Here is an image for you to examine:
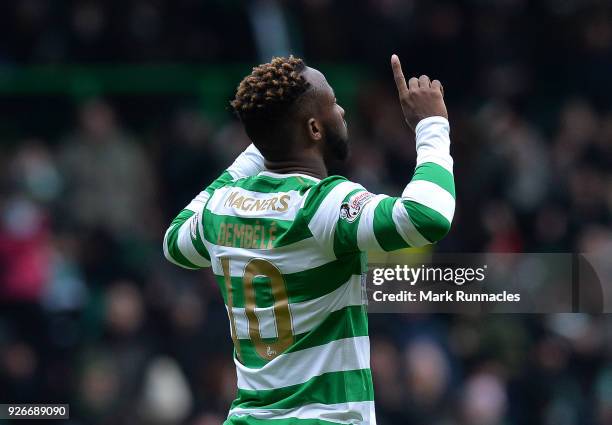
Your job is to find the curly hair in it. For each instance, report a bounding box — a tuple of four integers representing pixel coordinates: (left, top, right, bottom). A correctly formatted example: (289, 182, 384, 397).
(230, 56, 311, 145)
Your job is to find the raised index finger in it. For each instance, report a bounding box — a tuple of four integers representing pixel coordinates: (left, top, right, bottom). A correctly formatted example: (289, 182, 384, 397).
(391, 54, 409, 96)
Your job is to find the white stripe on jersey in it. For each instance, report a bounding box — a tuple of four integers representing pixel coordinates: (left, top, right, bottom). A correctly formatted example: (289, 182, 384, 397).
(415, 116, 453, 173)
(163, 226, 197, 270)
(206, 186, 306, 221)
(227, 144, 268, 179)
(176, 217, 211, 267)
(229, 401, 376, 424)
(391, 199, 431, 247)
(307, 181, 364, 258)
(185, 191, 211, 213)
(402, 179, 455, 223)
(235, 336, 370, 391)
(356, 194, 387, 252)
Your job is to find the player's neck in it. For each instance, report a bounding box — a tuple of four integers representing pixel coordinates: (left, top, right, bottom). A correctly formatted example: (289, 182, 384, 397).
(264, 155, 328, 180)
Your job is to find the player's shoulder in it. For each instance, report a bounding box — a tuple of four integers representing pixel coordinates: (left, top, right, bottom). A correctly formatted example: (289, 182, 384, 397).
(301, 175, 366, 217)
(207, 173, 260, 196)
(305, 174, 365, 198)
(222, 172, 319, 191)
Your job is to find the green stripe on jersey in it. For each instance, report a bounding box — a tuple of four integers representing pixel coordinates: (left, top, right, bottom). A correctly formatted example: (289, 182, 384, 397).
(373, 197, 409, 251)
(280, 212, 315, 247)
(203, 212, 312, 249)
(237, 305, 368, 369)
(206, 170, 234, 195)
(204, 213, 292, 249)
(412, 162, 455, 198)
(230, 174, 318, 194)
(231, 368, 374, 411)
(165, 209, 199, 269)
(405, 200, 451, 243)
(190, 213, 211, 262)
(300, 176, 347, 225)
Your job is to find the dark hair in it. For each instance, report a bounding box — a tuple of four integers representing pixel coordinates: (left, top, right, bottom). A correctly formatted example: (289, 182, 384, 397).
(230, 56, 311, 149)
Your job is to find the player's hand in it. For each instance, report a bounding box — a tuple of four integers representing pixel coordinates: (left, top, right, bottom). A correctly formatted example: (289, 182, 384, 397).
(391, 54, 448, 131)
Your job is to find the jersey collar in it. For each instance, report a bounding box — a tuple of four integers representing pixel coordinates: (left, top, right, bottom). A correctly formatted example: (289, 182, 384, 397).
(259, 170, 321, 183)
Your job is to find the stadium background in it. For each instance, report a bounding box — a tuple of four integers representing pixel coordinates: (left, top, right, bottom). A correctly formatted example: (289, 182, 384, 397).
(1, 1, 612, 424)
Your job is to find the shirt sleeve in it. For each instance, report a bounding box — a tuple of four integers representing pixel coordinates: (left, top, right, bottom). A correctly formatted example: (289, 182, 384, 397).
(304, 117, 455, 257)
(163, 144, 265, 269)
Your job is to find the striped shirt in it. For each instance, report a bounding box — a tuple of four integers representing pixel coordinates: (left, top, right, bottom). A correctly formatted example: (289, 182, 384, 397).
(163, 116, 455, 424)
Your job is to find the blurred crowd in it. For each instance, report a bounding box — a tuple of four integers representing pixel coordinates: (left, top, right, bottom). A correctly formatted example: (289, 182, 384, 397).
(1, 0, 612, 425)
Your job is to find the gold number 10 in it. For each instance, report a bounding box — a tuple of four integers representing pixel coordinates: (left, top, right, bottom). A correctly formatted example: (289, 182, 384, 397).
(221, 257, 294, 362)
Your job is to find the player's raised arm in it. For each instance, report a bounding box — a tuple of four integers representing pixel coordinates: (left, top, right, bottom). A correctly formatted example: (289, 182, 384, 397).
(162, 144, 265, 269)
(303, 55, 454, 256)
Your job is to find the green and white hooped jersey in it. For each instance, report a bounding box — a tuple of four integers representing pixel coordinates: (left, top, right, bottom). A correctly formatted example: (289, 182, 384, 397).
(163, 117, 455, 424)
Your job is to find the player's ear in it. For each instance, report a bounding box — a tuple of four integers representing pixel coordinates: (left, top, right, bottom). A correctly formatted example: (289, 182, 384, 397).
(307, 118, 323, 141)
